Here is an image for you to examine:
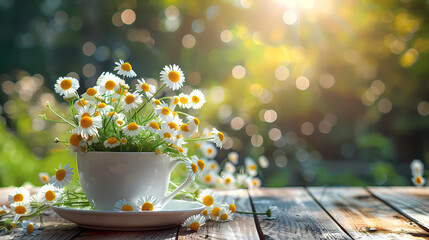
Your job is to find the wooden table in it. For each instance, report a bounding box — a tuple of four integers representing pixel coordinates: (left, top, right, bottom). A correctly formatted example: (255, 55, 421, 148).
(1, 187, 429, 239)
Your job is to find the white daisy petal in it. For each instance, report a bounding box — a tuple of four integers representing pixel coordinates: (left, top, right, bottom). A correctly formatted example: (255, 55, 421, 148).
(160, 64, 185, 90)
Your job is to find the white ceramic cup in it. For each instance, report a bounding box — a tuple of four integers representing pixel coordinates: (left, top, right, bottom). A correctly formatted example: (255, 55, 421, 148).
(76, 152, 192, 211)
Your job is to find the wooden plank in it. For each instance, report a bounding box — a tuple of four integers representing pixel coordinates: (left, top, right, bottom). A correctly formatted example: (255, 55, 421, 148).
(249, 187, 351, 240)
(308, 187, 429, 239)
(368, 186, 429, 232)
(74, 227, 178, 240)
(178, 189, 259, 240)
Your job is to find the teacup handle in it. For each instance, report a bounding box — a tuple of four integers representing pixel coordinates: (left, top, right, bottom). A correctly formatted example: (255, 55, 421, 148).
(159, 175, 193, 208)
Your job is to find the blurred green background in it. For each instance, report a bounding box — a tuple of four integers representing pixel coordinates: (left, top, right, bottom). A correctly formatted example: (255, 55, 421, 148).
(0, 0, 428, 187)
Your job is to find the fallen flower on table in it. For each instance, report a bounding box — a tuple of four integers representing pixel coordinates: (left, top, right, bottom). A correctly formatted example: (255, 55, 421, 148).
(410, 159, 426, 187)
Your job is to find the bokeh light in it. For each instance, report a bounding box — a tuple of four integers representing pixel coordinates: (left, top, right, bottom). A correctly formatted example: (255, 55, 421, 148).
(121, 9, 136, 25)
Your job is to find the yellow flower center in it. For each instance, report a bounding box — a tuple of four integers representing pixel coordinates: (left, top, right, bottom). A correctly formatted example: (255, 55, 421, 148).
(212, 207, 221, 216)
(41, 175, 49, 182)
(111, 98, 117, 102)
(60, 79, 73, 90)
(117, 120, 124, 125)
(253, 180, 259, 186)
(86, 88, 97, 96)
(142, 83, 150, 92)
(98, 103, 106, 108)
(416, 176, 423, 185)
(180, 96, 188, 104)
(189, 222, 200, 231)
(125, 95, 135, 104)
(191, 163, 198, 173)
(0, 210, 5, 214)
(168, 122, 179, 130)
(56, 169, 66, 181)
(156, 149, 162, 154)
(121, 138, 127, 144)
(196, 143, 202, 149)
(202, 195, 214, 206)
(204, 175, 212, 182)
(107, 111, 116, 117)
(172, 111, 177, 116)
(249, 164, 257, 170)
(105, 80, 116, 90)
(218, 132, 224, 141)
(141, 202, 154, 211)
(163, 132, 172, 138)
(173, 97, 179, 105)
(82, 112, 91, 118)
(177, 134, 183, 139)
(127, 123, 138, 131)
(168, 71, 181, 83)
(161, 107, 170, 116)
(121, 204, 133, 211)
(202, 209, 208, 215)
(154, 100, 161, 105)
(121, 62, 132, 71)
(15, 205, 26, 214)
(220, 213, 228, 221)
(80, 116, 93, 128)
(27, 224, 34, 234)
(180, 124, 189, 132)
(108, 137, 118, 144)
(192, 95, 200, 104)
(45, 190, 56, 201)
(210, 163, 216, 169)
(149, 122, 160, 130)
(77, 99, 87, 107)
(194, 118, 200, 125)
(229, 204, 236, 213)
(225, 178, 232, 184)
(197, 160, 205, 170)
(11, 223, 16, 229)
(13, 193, 24, 202)
(178, 147, 184, 153)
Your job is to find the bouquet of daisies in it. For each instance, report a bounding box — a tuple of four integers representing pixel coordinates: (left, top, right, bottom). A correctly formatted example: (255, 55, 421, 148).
(41, 60, 224, 162)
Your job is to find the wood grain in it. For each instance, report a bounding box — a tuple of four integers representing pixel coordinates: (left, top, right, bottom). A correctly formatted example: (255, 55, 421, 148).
(178, 189, 259, 240)
(74, 227, 178, 240)
(249, 187, 351, 240)
(308, 187, 429, 239)
(368, 186, 429, 232)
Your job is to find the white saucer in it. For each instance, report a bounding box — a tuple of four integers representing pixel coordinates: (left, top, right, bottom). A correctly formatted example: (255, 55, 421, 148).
(51, 200, 204, 231)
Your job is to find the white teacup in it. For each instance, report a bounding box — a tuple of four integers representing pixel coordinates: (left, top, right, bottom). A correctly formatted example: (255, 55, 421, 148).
(76, 152, 192, 211)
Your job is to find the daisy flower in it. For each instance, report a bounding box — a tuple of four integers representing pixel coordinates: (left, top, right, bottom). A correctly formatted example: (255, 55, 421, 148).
(50, 163, 74, 188)
(179, 123, 194, 138)
(187, 117, 200, 134)
(248, 177, 262, 188)
(201, 171, 216, 186)
(198, 189, 217, 207)
(183, 214, 206, 231)
(10, 201, 31, 216)
(135, 79, 156, 97)
(245, 157, 258, 177)
(218, 208, 233, 222)
(160, 127, 176, 144)
(177, 93, 191, 109)
(412, 175, 426, 187)
(98, 72, 121, 95)
(69, 132, 85, 151)
(169, 96, 180, 110)
(207, 160, 220, 172)
(122, 92, 143, 112)
(411, 159, 424, 177)
(223, 174, 236, 189)
(210, 128, 224, 148)
(201, 208, 211, 220)
(265, 205, 279, 220)
(104, 137, 121, 148)
(146, 121, 161, 134)
(122, 122, 144, 136)
(155, 103, 174, 122)
(0, 205, 8, 215)
(76, 103, 96, 119)
(76, 115, 102, 139)
(121, 138, 127, 144)
(209, 203, 223, 220)
(192, 155, 205, 171)
(85, 135, 99, 145)
(175, 134, 185, 147)
(54, 77, 79, 97)
(38, 172, 50, 184)
(82, 86, 101, 101)
(227, 152, 239, 165)
(225, 198, 237, 214)
(137, 196, 157, 211)
(224, 162, 236, 174)
(97, 102, 113, 114)
(189, 89, 206, 109)
(202, 143, 217, 159)
(8, 187, 30, 204)
(37, 184, 63, 204)
(186, 161, 199, 178)
(73, 98, 93, 111)
(115, 113, 126, 127)
(114, 199, 138, 212)
(21, 220, 40, 235)
(164, 121, 180, 131)
(160, 64, 185, 90)
(114, 59, 136, 78)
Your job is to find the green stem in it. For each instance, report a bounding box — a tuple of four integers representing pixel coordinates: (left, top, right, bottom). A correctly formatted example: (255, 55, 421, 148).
(185, 137, 214, 142)
(46, 103, 77, 128)
(133, 84, 166, 119)
(235, 211, 266, 215)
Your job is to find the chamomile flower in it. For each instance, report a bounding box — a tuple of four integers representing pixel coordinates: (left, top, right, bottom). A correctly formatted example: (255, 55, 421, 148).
(207, 160, 220, 172)
(209, 203, 223, 220)
(224, 162, 236, 174)
(227, 152, 239, 165)
(21, 220, 40, 235)
(160, 127, 176, 144)
(0, 205, 8, 215)
(248, 177, 262, 188)
(76, 103, 96, 119)
(99, 72, 121, 95)
(225, 198, 237, 214)
(210, 128, 224, 148)
(189, 89, 206, 109)
(122, 122, 144, 136)
(198, 189, 217, 207)
(201, 171, 216, 186)
(265, 205, 279, 220)
(188, 116, 200, 131)
(121, 138, 127, 144)
(146, 121, 161, 134)
(73, 98, 92, 111)
(114, 199, 138, 212)
(76, 115, 102, 139)
(114, 59, 136, 78)
(85, 135, 99, 145)
(50, 163, 74, 188)
(223, 174, 236, 189)
(201, 208, 211, 220)
(218, 208, 233, 222)
(54, 77, 79, 97)
(179, 123, 194, 138)
(155, 103, 174, 121)
(123, 92, 143, 111)
(135, 79, 156, 97)
(183, 214, 205, 231)
(245, 157, 258, 177)
(137, 196, 157, 211)
(186, 161, 199, 178)
(192, 156, 205, 171)
(38, 172, 50, 184)
(236, 174, 249, 186)
(97, 102, 113, 114)
(10, 201, 31, 216)
(115, 114, 126, 127)
(82, 86, 101, 101)
(8, 187, 30, 204)
(175, 134, 185, 147)
(412, 175, 426, 187)
(104, 137, 121, 148)
(202, 143, 217, 159)
(160, 64, 185, 90)
(169, 96, 180, 110)
(411, 159, 424, 177)
(177, 93, 191, 108)
(258, 155, 270, 168)
(68, 132, 85, 152)
(37, 184, 63, 204)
